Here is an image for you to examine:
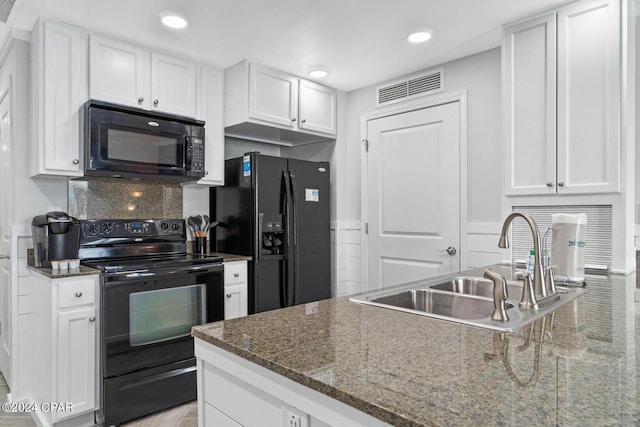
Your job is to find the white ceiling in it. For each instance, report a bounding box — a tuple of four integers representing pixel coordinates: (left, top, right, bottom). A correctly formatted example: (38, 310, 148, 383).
(1, 0, 571, 92)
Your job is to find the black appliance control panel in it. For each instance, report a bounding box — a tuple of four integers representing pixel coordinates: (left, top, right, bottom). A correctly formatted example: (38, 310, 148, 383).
(80, 219, 185, 241)
(189, 137, 205, 173)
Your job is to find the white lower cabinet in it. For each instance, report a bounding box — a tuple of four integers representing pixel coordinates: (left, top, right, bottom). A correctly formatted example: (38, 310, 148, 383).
(223, 261, 248, 319)
(30, 272, 99, 426)
(195, 339, 391, 427)
(57, 306, 96, 418)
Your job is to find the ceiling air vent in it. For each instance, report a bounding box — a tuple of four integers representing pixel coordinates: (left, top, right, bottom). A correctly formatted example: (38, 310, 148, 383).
(376, 68, 444, 107)
(0, 0, 15, 23)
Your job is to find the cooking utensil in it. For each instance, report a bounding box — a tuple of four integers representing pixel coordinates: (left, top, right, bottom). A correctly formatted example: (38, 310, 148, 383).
(205, 221, 219, 233)
(187, 216, 198, 235)
(203, 214, 210, 231)
(192, 215, 203, 232)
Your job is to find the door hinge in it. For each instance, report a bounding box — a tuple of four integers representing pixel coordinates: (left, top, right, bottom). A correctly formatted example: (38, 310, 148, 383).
(362, 139, 369, 152)
(365, 223, 369, 234)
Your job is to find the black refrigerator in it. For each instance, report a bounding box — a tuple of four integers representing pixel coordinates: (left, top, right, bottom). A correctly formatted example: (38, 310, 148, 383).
(211, 152, 331, 314)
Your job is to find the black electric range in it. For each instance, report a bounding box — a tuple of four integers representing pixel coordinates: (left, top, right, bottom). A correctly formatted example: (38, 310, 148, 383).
(78, 219, 224, 426)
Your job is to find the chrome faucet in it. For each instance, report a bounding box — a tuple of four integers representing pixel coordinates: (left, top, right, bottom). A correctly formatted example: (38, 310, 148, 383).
(498, 212, 556, 307)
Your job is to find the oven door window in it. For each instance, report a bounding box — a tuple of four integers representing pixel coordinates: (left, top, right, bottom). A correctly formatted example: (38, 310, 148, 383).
(129, 284, 204, 346)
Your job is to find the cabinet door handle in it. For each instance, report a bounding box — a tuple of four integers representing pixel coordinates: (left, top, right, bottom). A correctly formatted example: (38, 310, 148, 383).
(153, 99, 159, 106)
(72, 159, 80, 165)
(301, 119, 306, 124)
(291, 117, 297, 122)
(558, 182, 565, 187)
(546, 182, 553, 187)
(137, 97, 144, 103)
(89, 316, 96, 323)
(204, 170, 209, 176)
(234, 273, 240, 277)
(226, 294, 232, 298)
(75, 291, 83, 297)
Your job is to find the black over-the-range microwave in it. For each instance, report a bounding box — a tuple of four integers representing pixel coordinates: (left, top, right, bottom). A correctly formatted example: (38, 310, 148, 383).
(84, 100, 206, 180)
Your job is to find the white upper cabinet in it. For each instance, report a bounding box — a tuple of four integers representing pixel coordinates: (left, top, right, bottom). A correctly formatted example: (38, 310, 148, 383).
(249, 64, 298, 128)
(556, 0, 620, 194)
(503, 13, 556, 195)
(298, 79, 337, 135)
(31, 19, 88, 177)
(225, 60, 337, 145)
(151, 52, 198, 117)
(89, 35, 197, 117)
(503, 0, 620, 195)
(88, 35, 149, 110)
(194, 67, 225, 186)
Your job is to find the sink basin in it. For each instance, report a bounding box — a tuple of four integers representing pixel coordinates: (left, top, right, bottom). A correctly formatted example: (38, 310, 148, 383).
(430, 276, 522, 299)
(371, 289, 514, 320)
(349, 271, 587, 332)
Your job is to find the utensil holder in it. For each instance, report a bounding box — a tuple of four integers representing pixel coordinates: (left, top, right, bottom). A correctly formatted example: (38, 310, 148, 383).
(195, 236, 207, 255)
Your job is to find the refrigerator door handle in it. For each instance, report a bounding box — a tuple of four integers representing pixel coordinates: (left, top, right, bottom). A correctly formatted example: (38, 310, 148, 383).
(289, 170, 299, 306)
(282, 170, 292, 307)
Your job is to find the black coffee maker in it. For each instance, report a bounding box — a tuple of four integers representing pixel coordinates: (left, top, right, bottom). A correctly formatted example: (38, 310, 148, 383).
(31, 211, 81, 267)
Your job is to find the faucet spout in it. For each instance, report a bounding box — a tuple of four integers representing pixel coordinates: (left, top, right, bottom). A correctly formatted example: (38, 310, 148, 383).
(499, 212, 547, 299)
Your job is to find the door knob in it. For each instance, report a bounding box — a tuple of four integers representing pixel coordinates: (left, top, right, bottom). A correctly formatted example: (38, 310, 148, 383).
(437, 246, 457, 256)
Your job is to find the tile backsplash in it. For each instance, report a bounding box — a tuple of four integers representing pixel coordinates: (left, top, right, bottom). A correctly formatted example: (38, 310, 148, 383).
(68, 177, 183, 219)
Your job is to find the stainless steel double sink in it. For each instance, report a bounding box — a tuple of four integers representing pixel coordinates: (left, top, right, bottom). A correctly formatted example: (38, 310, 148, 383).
(349, 269, 587, 332)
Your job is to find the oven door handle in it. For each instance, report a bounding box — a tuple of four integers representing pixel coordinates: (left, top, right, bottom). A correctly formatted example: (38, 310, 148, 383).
(122, 271, 154, 278)
(108, 264, 223, 282)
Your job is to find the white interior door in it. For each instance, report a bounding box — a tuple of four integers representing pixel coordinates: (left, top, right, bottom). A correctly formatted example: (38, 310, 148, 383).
(0, 81, 12, 383)
(366, 102, 460, 289)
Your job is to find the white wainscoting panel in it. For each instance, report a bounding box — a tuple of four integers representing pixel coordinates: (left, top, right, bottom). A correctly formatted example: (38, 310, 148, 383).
(335, 222, 362, 296)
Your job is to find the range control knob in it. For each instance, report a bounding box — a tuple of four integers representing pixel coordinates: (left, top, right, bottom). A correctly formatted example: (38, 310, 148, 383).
(87, 223, 100, 234)
(102, 222, 114, 233)
(160, 222, 169, 231)
(171, 223, 180, 231)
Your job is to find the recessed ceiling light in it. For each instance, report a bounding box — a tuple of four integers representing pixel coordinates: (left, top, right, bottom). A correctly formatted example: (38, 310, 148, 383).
(309, 70, 329, 78)
(407, 31, 432, 43)
(160, 12, 188, 29)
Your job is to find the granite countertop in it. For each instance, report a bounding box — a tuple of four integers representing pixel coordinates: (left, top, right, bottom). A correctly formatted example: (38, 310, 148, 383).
(192, 264, 639, 426)
(26, 249, 100, 279)
(26, 247, 250, 279)
(209, 252, 252, 262)
(184, 242, 252, 262)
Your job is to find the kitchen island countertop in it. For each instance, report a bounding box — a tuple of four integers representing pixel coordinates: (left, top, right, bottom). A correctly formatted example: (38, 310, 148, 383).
(192, 264, 639, 426)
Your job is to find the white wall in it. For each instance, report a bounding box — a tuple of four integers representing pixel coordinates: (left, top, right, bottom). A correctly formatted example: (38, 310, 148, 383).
(341, 48, 505, 293)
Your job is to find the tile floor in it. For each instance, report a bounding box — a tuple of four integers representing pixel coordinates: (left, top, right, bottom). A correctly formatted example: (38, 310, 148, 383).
(0, 372, 197, 426)
(0, 373, 36, 426)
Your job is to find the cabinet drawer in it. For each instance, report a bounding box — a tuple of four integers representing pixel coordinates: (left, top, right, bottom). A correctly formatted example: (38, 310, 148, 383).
(58, 279, 96, 308)
(224, 262, 247, 285)
(205, 403, 241, 427)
